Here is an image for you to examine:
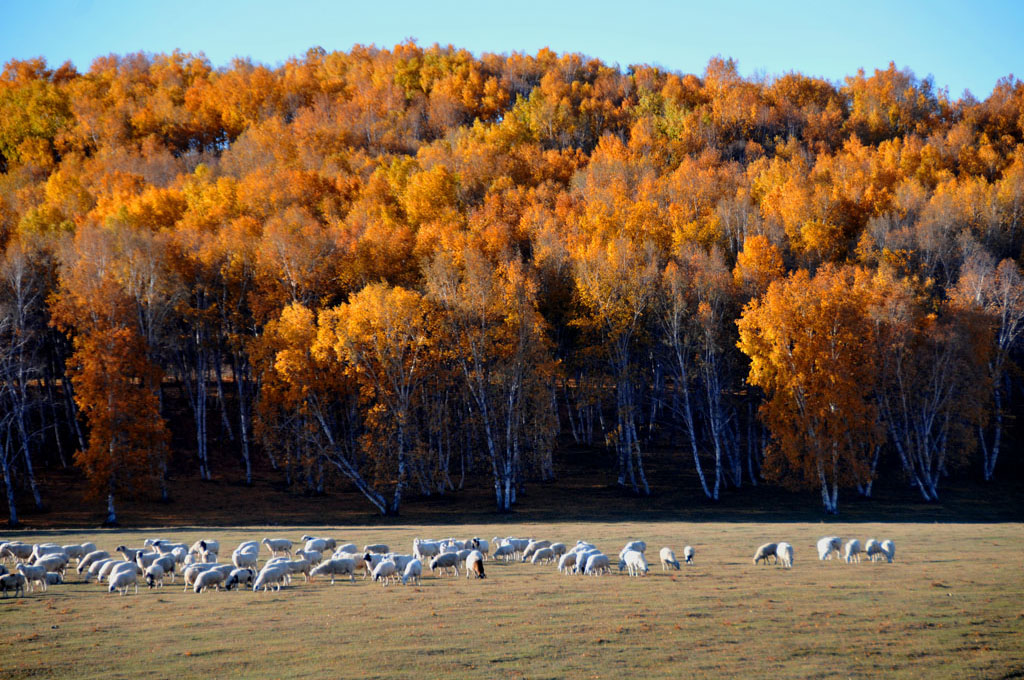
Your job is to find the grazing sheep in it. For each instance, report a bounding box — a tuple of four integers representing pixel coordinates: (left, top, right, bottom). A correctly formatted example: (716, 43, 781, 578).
(253, 564, 290, 592)
(83, 558, 115, 583)
(413, 539, 441, 562)
(30, 543, 65, 563)
(361, 553, 385, 579)
(225, 568, 256, 590)
(522, 540, 552, 563)
(145, 563, 166, 588)
(753, 543, 778, 566)
(262, 538, 293, 558)
(284, 558, 313, 583)
(115, 545, 144, 562)
(880, 540, 895, 563)
(429, 552, 460, 577)
(371, 560, 398, 586)
(1, 542, 33, 563)
(135, 551, 160, 570)
(467, 538, 490, 559)
(363, 544, 389, 555)
(300, 536, 329, 553)
(401, 559, 423, 585)
(843, 539, 862, 563)
(574, 549, 602, 575)
(492, 544, 516, 562)
(295, 549, 323, 566)
(386, 554, 416, 573)
(1, 572, 26, 597)
(620, 541, 647, 557)
(531, 547, 556, 565)
(108, 569, 138, 596)
(659, 547, 681, 571)
(466, 550, 486, 579)
(557, 552, 578, 574)
(232, 548, 259, 570)
(503, 538, 530, 559)
(61, 544, 87, 564)
(549, 543, 567, 558)
(584, 553, 611, 576)
(335, 543, 357, 555)
(78, 550, 110, 574)
(777, 542, 794, 568)
(619, 550, 649, 577)
(193, 568, 227, 593)
(181, 563, 220, 591)
(99, 560, 141, 585)
(817, 536, 843, 561)
(152, 541, 188, 556)
(864, 539, 884, 562)
(16, 564, 48, 592)
(34, 553, 69, 576)
(311, 558, 357, 584)
(683, 546, 695, 565)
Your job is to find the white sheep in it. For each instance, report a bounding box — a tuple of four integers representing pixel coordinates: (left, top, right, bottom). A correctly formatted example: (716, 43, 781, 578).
(549, 543, 567, 558)
(401, 558, 423, 585)
(300, 536, 329, 553)
(574, 549, 602, 574)
(429, 552, 460, 577)
(843, 539, 862, 563)
(182, 563, 220, 591)
(115, 545, 144, 561)
(683, 546, 695, 565)
(413, 539, 441, 562)
(1, 542, 33, 563)
(777, 542, 794, 568)
(386, 553, 416, 573)
(285, 558, 312, 583)
(864, 539, 884, 562)
(253, 564, 290, 592)
(135, 551, 160, 570)
(335, 543, 357, 555)
(659, 547, 680, 570)
(262, 537, 293, 558)
(34, 553, 69, 576)
(77, 550, 110, 574)
(880, 540, 895, 563)
(372, 560, 398, 586)
(363, 543, 390, 555)
(145, 563, 166, 588)
(1, 572, 26, 597)
(753, 543, 778, 565)
(83, 558, 115, 583)
(531, 547, 556, 565)
(584, 553, 611, 576)
(44, 572, 63, 586)
(621, 541, 647, 556)
(193, 569, 226, 593)
(17, 563, 48, 592)
(467, 537, 490, 559)
(311, 558, 357, 584)
(61, 544, 87, 563)
(466, 550, 486, 579)
(30, 543, 64, 563)
(108, 569, 138, 596)
(816, 536, 843, 561)
(100, 560, 140, 585)
(232, 548, 260, 569)
(557, 552, 577, 574)
(295, 549, 323, 565)
(618, 549, 649, 577)
(361, 553, 385, 579)
(491, 544, 516, 562)
(521, 540, 551, 562)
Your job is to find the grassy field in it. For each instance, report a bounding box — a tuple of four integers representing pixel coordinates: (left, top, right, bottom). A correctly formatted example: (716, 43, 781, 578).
(1, 522, 1022, 679)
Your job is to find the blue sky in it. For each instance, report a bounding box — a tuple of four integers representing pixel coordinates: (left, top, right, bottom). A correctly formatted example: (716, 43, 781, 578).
(2, 0, 1021, 99)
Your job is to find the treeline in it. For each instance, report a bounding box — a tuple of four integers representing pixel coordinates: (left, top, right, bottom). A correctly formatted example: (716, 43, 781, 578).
(0, 44, 1022, 523)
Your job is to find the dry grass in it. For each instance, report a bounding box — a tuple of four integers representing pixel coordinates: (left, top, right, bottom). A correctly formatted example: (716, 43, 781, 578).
(1, 522, 1022, 679)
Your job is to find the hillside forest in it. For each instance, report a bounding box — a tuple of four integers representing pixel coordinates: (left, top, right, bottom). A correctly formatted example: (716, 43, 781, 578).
(1, 44, 1023, 523)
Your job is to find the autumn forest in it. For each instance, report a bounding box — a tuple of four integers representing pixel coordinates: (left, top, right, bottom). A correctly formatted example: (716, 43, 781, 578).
(1, 44, 1022, 524)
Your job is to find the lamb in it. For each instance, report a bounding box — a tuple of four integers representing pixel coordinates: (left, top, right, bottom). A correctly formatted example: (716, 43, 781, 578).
(363, 543, 389, 555)
(843, 539, 862, 563)
(193, 568, 226, 593)
(584, 553, 611, 576)
(311, 558, 357, 584)
(557, 552, 577, 574)
(880, 540, 895, 563)
(16, 563, 48, 592)
(817, 536, 843, 561)
(530, 547, 556, 565)
(683, 546, 695, 565)
(1, 572, 26, 597)
(429, 552, 460, 577)
(659, 547, 681, 571)
(262, 537, 293, 558)
(492, 544, 516, 562)
(107, 569, 138, 596)
(401, 558, 423, 585)
(777, 542, 794, 568)
(753, 543, 778, 565)
(618, 549, 649, 577)
(78, 550, 110, 574)
(521, 540, 552, 562)
(466, 550, 486, 579)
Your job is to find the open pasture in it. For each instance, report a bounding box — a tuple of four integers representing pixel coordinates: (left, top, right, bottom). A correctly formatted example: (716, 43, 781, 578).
(1, 522, 1022, 679)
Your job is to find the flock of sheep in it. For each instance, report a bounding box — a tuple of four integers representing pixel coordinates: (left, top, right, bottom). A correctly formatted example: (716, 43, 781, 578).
(0, 531, 895, 598)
